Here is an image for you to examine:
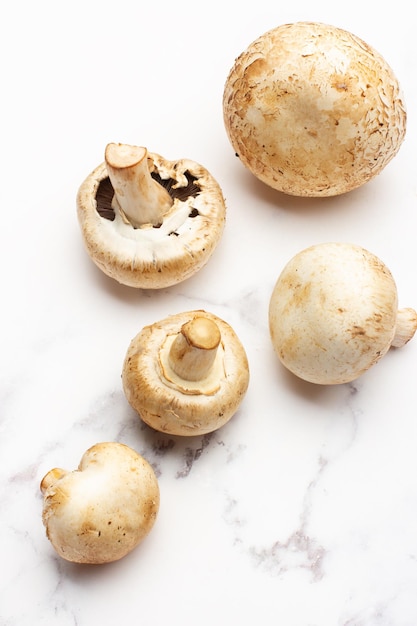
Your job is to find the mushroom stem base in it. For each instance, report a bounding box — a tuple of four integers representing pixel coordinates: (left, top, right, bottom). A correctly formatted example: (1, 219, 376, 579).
(391, 308, 417, 348)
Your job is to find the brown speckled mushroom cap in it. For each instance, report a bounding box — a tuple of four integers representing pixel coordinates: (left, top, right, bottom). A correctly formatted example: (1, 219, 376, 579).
(223, 22, 406, 197)
(77, 144, 226, 288)
(122, 310, 250, 436)
(40, 442, 160, 564)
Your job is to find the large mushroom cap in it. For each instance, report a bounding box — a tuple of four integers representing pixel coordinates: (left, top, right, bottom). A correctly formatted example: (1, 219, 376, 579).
(40, 442, 160, 564)
(223, 22, 406, 197)
(122, 310, 250, 436)
(269, 243, 416, 384)
(77, 145, 226, 288)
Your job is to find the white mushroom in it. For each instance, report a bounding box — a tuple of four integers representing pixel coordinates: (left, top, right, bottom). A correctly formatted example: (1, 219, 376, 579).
(40, 442, 160, 564)
(268, 242, 417, 384)
(77, 143, 226, 288)
(223, 22, 406, 197)
(122, 310, 250, 436)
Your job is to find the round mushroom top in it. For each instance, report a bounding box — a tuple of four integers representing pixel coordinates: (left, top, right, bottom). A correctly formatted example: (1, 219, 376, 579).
(269, 242, 399, 384)
(122, 310, 250, 436)
(223, 22, 406, 197)
(40, 442, 160, 564)
(77, 146, 226, 288)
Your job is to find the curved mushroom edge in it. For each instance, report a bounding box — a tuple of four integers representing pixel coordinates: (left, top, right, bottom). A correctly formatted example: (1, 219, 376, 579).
(122, 310, 250, 436)
(40, 442, 160, 564)
(76, 152, 226, 288)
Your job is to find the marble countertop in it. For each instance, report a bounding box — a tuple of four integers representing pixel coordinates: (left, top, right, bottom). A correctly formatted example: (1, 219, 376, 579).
(2, 1, 417, 624)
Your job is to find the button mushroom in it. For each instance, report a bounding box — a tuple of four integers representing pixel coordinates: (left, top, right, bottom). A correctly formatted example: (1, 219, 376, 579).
(77, 143, 226, 288)
(122, 310, 250, 436)
(40, 442, 160, 564)
(268, 242, 417, 384)
(223, 22, 406, 197)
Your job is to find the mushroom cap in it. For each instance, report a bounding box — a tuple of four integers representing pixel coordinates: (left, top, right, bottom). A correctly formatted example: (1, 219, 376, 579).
(223, 22, 406, 197)
(122, 310, 250, 436)
(77, 152, 226, 288)
(269, 243, 398, 384)
(40, 442, 160, 564)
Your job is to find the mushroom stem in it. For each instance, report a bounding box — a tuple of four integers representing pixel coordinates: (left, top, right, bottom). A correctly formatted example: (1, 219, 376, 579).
(105, 143, 173, 227)
(391, 308, 417, 348)
(40, 468, 68, 494)
(168, 316, 221, 381)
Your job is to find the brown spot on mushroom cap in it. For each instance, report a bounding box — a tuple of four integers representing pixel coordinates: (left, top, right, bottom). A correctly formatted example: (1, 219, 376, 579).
(223, 22, 406, 197)
(40, 442, 160, 564)
(122, 310, 250, 436)
(77, 150, 226, 288)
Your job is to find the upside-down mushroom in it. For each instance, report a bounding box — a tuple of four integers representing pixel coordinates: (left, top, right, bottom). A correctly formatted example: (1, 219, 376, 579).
(77, 143, 226, 288)
(223, 22, 406, 197)
(40, 442, 160, 564)
(269, 242, 417, 384)
(122, 310, 249, 436)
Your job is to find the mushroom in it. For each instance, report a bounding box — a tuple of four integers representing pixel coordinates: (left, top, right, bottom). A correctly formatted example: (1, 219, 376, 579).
(40, 442, 160, 564)
(268, 242, 417, 384)
(223, 22, 406, 197)
(77, 143, 226, 288)
(122, 310, 249, 435)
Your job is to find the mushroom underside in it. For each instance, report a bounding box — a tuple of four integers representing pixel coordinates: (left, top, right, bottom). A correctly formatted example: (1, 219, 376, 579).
(122, 310, 250, 436)
(76, 155, 226, 288)
(95, 170, 202, 225)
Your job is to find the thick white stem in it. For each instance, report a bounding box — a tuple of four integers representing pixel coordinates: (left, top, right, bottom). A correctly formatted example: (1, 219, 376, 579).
(391, 308, 417, 348)
(105, 143, 173, 227)
(168, 317, 221, 381)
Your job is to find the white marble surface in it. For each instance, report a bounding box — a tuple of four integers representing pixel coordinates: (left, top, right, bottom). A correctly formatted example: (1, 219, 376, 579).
(1, 1, 417, 624)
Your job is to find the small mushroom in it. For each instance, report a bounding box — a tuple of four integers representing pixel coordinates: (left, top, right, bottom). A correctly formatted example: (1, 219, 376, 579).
(122, 310, 249, 435)
(268, 242, 417, 384)
(223, 22, 406, 197)
(40, 442, 160, 564)
(77, 143, 226, 288)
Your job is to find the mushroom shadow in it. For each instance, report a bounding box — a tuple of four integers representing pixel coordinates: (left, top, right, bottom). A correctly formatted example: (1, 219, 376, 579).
(81, 255, 183, 311)
(85, 262, 140, 303)
(230, 159, 376, 221)
(124, 411, 224, 481)
(55, 536, 148, 583)
(276, 360, 355, 410)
